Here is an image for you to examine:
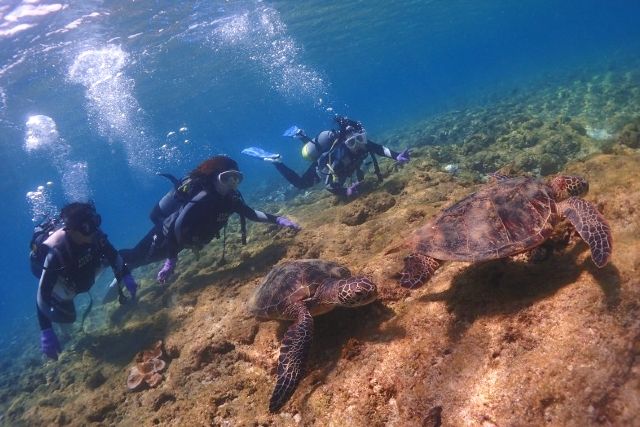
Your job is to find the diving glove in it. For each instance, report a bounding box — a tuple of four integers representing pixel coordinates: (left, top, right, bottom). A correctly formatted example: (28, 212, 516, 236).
(276, 216, 301, 230)
(157, 258, 177, 283)
(396, 149, 410, 165)
(346, 182, 361, 198)
(40, 328, 61, 360)
(122, 274, 138, 301)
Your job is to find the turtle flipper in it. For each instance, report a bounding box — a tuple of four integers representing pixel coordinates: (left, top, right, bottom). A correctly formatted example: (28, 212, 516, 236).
(557, 197, 612, 267)
(400, 253, 441, 289)
(269, 303, 313, 412)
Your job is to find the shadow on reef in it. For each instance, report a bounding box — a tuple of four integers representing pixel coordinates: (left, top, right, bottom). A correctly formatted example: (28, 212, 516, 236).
(420, 243, 621, 341)
(74, 312, 169, 366)
(271, 301, 400, 409)
(178, 241, 290, 294)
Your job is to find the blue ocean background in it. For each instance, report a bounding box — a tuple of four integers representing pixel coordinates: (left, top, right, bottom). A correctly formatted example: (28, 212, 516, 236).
(0, 0, 639, 361)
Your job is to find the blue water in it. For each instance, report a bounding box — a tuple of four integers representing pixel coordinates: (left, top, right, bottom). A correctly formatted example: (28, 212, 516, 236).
(0, 0, 639, 359)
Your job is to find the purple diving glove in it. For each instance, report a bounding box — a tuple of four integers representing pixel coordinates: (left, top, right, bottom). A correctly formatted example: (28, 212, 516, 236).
(122, 273, 137, 301)
(346, 182, 361, 198)
(157, 258, 177, 283)
(41, 328, 61, 360)
(396, 149, 410, 165)
(276, 216, 301, 230)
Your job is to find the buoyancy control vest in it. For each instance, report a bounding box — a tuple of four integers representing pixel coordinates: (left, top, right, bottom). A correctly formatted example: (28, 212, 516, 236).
(154, 173, 247, 246)
(29, 217, 66, 278)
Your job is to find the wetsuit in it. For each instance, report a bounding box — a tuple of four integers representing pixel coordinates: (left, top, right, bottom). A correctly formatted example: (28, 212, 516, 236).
(36, 229, 129, 330)
(273, 162, 321, 190)
(318, 140, 400, 197)
(120, 188, 279, 269)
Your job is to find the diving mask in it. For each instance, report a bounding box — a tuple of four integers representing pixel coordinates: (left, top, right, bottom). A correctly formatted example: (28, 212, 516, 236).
(218, 169, 244, 188)
(78, 214, 101, 236)
(344, 132, 367, 150)
(69, 210, 101, 236)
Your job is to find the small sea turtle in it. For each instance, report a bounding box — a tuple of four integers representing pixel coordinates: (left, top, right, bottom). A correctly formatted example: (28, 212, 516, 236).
(398, 174, 613, 289)
(249, 259, 377, 412)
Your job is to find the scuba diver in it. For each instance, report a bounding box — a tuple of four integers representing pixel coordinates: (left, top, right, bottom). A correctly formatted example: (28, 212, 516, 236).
(35, 202, 137, 360)
(118, 155, 300, 284)
(242, 116, 410, 198)
(317, 116, 410, 197)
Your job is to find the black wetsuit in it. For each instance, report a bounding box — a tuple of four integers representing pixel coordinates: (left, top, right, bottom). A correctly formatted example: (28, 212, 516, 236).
(274, 139, 398, 195)
(120, 188, 279, 269)
(273, 162, 321, 190)
(318, 140, 399, 197)
(36, 229, 128, 330)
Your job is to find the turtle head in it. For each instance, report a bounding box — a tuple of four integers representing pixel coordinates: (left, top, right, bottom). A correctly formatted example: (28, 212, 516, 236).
(335, 277, 377, 307)
(549, 175, 589, 201)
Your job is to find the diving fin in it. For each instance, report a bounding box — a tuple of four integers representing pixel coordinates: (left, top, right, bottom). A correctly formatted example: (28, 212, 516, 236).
(241, 147, 281, 161)
(282, 125, 301, 138)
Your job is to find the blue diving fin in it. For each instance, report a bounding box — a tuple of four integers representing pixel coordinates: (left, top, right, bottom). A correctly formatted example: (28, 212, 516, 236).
(282, 125, 301, 138)
(241, 147, 281, 160)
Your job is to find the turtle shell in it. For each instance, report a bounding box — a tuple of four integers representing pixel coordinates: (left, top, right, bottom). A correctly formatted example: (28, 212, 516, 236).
(249, 259, 351, 320)
(410, 177, 558, 262)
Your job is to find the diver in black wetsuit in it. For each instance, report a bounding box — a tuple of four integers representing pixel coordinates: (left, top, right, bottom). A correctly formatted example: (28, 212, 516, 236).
(119, 155, 300, 283)
(266, 129, 335, 190)
(36, 202, 137, 360)
(264, 116, 410, 198)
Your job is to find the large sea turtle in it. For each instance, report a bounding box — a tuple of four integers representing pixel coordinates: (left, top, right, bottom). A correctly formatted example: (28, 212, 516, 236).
(397, 174, 613, 289)
(248, 259, 377, 412)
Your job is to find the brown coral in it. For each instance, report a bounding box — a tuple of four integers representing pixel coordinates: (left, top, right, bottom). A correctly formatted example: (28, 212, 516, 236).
(126, 341, 168, 391)
(140, 340, 163, 361)
(127, 367, 145, 391)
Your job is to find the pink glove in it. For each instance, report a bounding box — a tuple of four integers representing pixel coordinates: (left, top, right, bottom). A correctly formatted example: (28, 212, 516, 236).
(157, 258, 177, 283)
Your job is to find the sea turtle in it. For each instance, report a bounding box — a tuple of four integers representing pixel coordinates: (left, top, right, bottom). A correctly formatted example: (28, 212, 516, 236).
(248, 259, 377, 412)
(398, 174, 613, 289)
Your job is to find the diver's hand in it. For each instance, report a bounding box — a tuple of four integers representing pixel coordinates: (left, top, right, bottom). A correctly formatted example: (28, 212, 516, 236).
(276, 216, 301, 230)
(157, 258, 177, 283)
(396, 149, 410, 165)
(122, 274, 137, 301)
(40, 328, 61, 360)
(346, 182, 361, 198)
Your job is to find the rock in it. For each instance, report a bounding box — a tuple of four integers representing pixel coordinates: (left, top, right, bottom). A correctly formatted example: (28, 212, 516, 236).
(85, 370, 106, 390)
(151, 392, 176, 411)
(339, 193, 396, 226)
(618, 119, 640, 148)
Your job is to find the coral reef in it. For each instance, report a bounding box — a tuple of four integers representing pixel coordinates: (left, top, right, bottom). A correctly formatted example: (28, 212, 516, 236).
(127, 341, 167, 391)
(617, 117, 640, 149)
(1, 61, 639, 426)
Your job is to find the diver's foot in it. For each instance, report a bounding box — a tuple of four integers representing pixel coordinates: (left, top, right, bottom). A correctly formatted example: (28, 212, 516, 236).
(264, 154, 282, 163)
